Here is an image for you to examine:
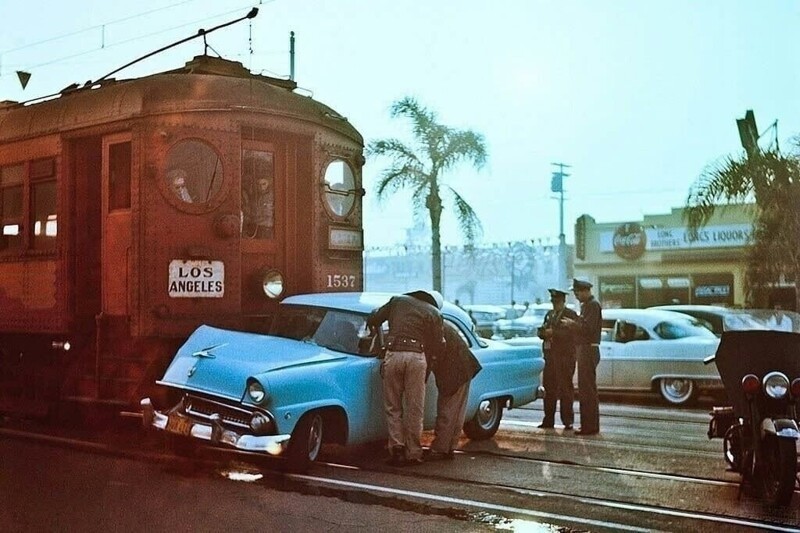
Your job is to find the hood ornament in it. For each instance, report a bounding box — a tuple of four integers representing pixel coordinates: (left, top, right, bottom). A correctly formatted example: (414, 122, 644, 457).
(192, 343, 227, 359)
(188, 343, 227, 377)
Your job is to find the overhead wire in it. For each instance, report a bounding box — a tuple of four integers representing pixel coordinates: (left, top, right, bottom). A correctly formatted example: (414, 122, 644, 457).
(1, 1, 269, 76)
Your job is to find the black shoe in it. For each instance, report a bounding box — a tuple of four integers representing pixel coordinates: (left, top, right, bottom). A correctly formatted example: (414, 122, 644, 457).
(426, 450, 454, 461)
(575, 428, 598, 436)
(563, 425, 573, 430)
(538, 422, 554, 429)
(386, 445, 407, 465)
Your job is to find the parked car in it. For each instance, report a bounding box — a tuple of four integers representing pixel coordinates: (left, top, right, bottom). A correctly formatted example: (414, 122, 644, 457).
(141, 292, 544, 471)
(596, 308, 722, 404)
(503, 308, 721, 405)
(461, 304, 508, 338)
(492, 303, 577, 340)
(647, 304, 764, 337)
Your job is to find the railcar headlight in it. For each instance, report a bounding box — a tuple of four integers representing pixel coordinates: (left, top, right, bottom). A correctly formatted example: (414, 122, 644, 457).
(764, 372, 790, 399)
(261, 269, 284, 299)
(247, 380, 267, 403)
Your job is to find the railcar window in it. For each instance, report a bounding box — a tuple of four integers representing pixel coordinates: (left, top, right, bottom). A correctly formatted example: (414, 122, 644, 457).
(323, 160, 356, 218)
(241, 150, 274, 239)
(165, 139, 223, 205)
(32, 180, 57, 250)
(0, 164, 24, 251)
(108, 142, 131, 210)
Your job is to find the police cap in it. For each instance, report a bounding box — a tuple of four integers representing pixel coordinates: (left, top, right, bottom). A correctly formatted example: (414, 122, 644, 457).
(571, 278, 593, 291)
(548, 288, 569, 299)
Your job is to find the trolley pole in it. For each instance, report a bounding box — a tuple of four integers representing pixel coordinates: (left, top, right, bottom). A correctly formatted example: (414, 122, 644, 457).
(551, 162, 570, 290)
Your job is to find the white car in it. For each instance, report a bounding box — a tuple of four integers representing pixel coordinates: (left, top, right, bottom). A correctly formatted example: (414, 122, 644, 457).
(596, 309, 721, 405)
(504, 308, 722, 405)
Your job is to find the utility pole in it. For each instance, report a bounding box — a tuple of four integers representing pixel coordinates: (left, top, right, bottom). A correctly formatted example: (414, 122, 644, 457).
(551, 162, 570, 290)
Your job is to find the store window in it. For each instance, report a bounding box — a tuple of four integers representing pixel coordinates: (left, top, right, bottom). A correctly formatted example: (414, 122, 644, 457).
(599, 277, 636, 308)
(692, 273, 734, 306)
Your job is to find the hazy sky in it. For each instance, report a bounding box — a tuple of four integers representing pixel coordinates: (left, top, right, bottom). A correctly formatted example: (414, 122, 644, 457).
(2, 1, 798, 248)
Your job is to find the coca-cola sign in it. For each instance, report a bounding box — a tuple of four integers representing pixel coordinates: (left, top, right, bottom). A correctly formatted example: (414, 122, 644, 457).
(613, 223, 647, 260)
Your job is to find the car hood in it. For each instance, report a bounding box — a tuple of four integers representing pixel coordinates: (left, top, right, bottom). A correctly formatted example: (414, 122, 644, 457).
(158, 325, 347, 399)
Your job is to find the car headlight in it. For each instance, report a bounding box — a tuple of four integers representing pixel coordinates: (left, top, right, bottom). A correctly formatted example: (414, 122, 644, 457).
(763, 371, 790, 399)
(247, 380, 267, 403)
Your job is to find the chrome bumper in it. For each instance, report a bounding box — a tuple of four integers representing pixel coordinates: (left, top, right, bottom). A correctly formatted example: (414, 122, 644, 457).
(140, 398, 291, 456)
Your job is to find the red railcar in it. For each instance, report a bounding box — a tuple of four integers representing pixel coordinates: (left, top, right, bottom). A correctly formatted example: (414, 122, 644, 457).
(0, 55, 364, 417)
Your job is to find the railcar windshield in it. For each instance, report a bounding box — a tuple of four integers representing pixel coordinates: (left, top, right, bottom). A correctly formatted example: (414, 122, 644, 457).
(269, 305, 370, 355)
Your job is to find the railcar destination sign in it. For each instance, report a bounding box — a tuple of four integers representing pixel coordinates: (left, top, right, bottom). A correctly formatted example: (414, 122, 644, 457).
(600, 223, 752, 256)
(169, 260, 225, 297)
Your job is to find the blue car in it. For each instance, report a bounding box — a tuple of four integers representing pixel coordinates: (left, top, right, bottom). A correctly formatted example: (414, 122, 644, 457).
(141, 292, 544, 470)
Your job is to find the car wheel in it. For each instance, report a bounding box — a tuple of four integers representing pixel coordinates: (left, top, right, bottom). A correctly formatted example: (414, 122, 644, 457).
(463, 398, 503, 440)
(658, 378, 696, 405)
(286, 411, 324, 472)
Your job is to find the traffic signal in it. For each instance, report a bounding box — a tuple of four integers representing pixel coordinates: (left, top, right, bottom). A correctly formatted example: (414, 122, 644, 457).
(736, 110, 759, 158)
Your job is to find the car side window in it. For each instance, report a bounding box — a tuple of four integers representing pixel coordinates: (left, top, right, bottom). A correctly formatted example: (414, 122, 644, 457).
(654, 321, 685, 340)
(444, 318, 472, 348)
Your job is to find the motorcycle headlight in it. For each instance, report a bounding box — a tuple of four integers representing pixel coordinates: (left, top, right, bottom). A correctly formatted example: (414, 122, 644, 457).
(247, 380, 267, 403)
(763, 371, 790, 400)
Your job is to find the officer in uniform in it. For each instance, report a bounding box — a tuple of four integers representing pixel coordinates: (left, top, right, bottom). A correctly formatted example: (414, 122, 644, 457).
(367, 290, 445, 465)
(562, 278, 603, 435)
(536, 288, 579, 430)
(426, 321, 482, 460)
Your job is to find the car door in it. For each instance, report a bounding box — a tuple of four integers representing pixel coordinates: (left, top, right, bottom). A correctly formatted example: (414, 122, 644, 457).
(611, 319, 657, 391)
(596, 320, 617, 388)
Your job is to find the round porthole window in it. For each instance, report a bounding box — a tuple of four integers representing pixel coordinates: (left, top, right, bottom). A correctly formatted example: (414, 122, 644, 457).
(165, 139, 224, 205)
(323, 159, 356, 218)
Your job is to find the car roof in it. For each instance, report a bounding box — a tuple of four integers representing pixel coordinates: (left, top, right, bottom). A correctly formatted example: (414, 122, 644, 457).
(649, 304, 733, 314)
(282, 292, 473, 328)
(462, 304, 507, 313)
(602, 308, 703, 325)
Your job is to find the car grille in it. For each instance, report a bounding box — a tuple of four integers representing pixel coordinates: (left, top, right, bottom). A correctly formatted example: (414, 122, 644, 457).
(184, 394, 253, 431)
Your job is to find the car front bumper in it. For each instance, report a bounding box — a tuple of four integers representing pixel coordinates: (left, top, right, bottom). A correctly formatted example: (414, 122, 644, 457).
(141, 397, 291, 456)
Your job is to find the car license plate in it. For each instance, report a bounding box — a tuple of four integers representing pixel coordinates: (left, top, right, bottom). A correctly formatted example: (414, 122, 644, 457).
(166, 415, 192, 437)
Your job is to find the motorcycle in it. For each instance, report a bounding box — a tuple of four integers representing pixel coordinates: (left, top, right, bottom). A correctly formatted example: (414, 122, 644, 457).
(706, 309, 800, 506)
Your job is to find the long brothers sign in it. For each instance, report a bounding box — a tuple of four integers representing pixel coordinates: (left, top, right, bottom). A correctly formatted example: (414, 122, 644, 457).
(168, 260, 224, 298)
(600, 223, 752, 254)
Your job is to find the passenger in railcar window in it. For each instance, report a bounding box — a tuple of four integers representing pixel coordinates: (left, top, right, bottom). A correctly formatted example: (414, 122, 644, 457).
(168, 168, 193, 203)
(242, 175, 274, 239)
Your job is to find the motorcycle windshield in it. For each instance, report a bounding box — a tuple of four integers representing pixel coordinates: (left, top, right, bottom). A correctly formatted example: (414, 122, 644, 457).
(715, 310, 800, 416)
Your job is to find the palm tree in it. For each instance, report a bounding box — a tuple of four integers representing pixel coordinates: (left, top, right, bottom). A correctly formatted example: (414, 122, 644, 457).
(685, 147, 800, 309)
(367, 97, 488, 292)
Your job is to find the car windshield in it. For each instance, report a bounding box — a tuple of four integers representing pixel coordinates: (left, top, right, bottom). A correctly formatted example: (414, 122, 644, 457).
(270, 305, 369, 354)
(721, 309, 800, 333)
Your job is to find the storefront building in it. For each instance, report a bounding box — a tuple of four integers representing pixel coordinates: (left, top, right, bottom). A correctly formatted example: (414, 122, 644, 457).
(573, 204, 754, 309)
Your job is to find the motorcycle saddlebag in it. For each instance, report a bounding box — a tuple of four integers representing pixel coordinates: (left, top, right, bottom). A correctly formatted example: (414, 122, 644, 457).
(708, 406, 736, 439)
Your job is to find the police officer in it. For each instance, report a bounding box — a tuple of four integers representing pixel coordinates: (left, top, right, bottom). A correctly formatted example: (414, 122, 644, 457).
(426, 321, 482, 460)
(367, 290, 445, 465)
(536, 288, 579, 430)
(562, 278, 602, 435)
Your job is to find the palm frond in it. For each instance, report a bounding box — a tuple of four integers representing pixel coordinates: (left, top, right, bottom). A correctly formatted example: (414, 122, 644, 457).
(445, 185, 483, 245)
